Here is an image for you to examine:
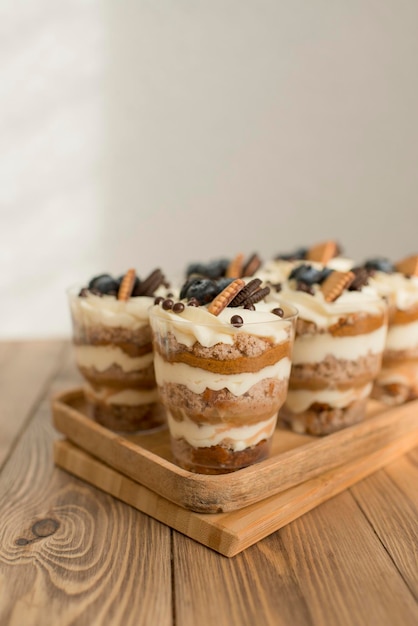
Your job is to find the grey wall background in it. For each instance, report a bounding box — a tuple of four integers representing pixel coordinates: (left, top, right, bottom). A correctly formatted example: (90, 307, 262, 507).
(1, 0, 418, 337)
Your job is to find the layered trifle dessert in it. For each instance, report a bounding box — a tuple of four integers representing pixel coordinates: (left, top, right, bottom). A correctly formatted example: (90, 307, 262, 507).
(69, 268, 169, 432)
(274, 264, 388, 435)
(149, 277, 297, 473)
(365, 256, 418, 404)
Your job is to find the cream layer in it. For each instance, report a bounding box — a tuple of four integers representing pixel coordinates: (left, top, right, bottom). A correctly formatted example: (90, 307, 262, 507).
(85, 384, 158, 406)
(292, 326, 387, 364)
(284, 383, 372, 413)
(377, 363, 418, 389)
(369, 272, 418, 310)
(272, 285, 385, 330)
(150, 303, 295, 349)
(255, 260, 296, 284)
(327, 257, 355, 272)
(70, 291, 155, 330)
(154, 353, 291, 396)
(167, 412, 277, 451)
(74, 345, 153, 372)
(385, 320, 418, 351)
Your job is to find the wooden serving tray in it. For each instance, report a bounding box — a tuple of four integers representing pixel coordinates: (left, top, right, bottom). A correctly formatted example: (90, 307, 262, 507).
(52, 389, 418, 556)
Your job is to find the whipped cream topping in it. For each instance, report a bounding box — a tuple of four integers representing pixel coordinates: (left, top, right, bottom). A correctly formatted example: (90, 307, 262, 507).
(70, 290, 155, 330)
(154, 353, 291, 396)
(150, 301, 296, 349)
(326, 256, 355, 272)
(255, 259, 296, 284)
(167, 412, 277, 451)
(270, 284, 386, 329)
(368, 272, 418, 311)
(255, 257, 354, 286)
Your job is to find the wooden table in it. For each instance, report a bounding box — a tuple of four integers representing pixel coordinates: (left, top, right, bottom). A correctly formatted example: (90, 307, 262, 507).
(0, 340, 417, 626)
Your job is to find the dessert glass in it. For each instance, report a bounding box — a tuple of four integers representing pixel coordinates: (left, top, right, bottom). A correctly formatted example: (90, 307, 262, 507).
(369, 271, 418, 404)
(68, 288, 165, 432)
(277, 291, 388, 435)
(149, 302, 298, 474)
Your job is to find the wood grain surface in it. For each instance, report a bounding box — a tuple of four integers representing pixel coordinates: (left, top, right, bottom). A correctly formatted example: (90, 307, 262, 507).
(351, 447, 418, 598)
(0, 340, 65, 466)
(173, 490, 418, 626)
(0, 342, 172, 626)
(0, 340, 417, 626)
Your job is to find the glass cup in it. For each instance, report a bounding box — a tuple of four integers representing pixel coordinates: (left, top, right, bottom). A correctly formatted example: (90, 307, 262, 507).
(369, 277, 418, 405)
(149, 302, 298, 474)
(278, 296, 388, 435)
(68, 287, 165, 432)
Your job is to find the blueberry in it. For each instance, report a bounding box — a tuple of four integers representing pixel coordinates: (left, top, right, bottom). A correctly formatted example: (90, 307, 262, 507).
(289, 264, 324, 285)
(186, 258, 230, 279)
(180, 278, 219, 304)
(179, 278, 198, 300)
(88, 274, 119, 295)
(88, 273, 111, 289)
(275, 247, 307, 261)
(215, 277, 234, 291)
(364, 258, 395, 274)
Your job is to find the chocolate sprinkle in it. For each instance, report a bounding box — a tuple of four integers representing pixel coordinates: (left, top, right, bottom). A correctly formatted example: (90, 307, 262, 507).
(162, 299, 174, 310)
(230, 315, 244, 328)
